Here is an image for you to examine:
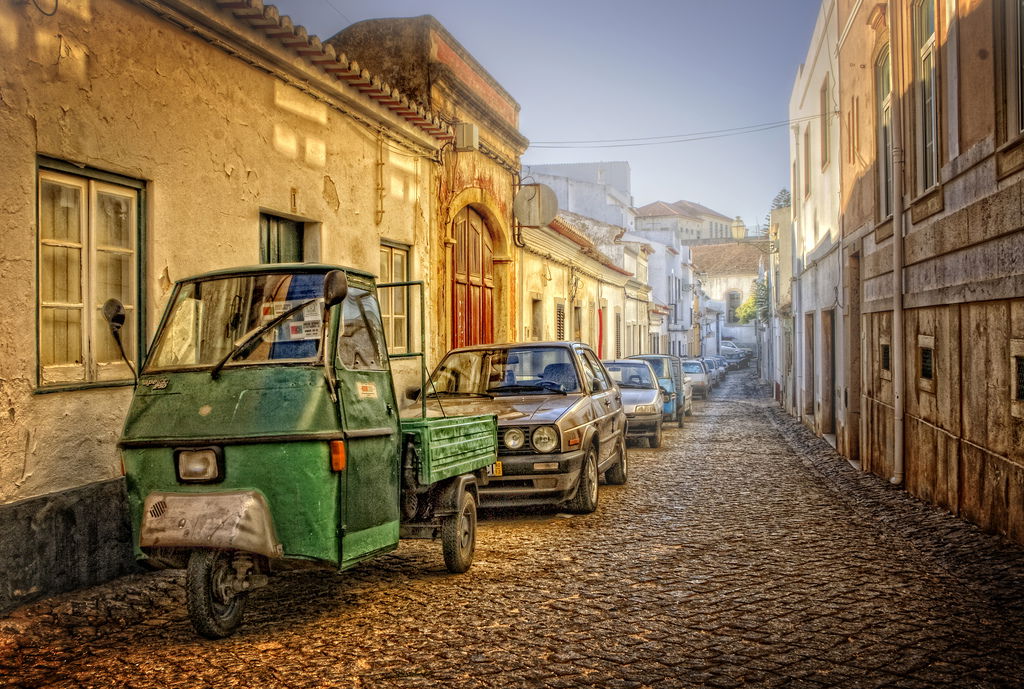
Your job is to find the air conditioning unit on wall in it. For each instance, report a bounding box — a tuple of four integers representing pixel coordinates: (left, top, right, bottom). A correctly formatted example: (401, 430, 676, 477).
(454, 122, 479, 152)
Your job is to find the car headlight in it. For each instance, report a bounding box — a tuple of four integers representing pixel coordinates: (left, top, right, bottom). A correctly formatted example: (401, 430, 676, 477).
(531, 426, 559, 453)
(634, 404, 660, 415)
(503, 428, 526, 450)
(176, 447, 222, 482)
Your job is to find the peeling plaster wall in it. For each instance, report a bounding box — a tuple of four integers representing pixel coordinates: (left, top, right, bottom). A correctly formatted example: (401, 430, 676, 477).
(0, 0, 434, 508)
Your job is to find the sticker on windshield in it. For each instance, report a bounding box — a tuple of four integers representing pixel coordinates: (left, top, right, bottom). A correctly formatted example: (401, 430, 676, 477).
(357, 382, 378, 399)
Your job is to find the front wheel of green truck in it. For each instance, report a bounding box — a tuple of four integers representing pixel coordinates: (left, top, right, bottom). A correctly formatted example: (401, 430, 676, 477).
(442, 490, 477, 574)
(186, 550, 248, 639)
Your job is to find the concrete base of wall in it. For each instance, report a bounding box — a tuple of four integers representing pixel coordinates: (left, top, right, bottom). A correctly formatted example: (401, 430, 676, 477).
(0, 478, 138, 615)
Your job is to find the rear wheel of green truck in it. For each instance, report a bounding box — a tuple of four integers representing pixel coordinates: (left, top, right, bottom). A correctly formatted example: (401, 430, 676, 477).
(186, 550, 247, 639)
(442, 491, 476, 574)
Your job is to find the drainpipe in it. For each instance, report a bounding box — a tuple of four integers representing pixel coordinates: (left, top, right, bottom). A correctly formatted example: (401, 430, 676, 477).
(888, 2, 906, 485)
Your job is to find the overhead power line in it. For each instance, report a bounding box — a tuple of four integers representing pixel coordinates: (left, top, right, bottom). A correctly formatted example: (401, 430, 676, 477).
(528, 112, 835, 149)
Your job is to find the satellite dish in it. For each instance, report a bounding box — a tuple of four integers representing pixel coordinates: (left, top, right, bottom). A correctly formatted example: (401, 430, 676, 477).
(513, 184, 558, 228)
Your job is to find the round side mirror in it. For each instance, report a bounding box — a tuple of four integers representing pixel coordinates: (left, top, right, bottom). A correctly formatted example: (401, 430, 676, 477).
(323, 270, 349, 308)
(102, 298, 126, 333)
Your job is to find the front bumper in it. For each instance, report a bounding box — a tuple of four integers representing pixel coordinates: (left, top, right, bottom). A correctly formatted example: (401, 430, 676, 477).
(478, 448, 586, 507)
(626, 412, 661, 437)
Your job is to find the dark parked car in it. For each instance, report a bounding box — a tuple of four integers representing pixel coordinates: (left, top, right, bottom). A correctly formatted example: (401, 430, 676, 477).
(409, 341, 628, 513)
(603, 359, 665, 448)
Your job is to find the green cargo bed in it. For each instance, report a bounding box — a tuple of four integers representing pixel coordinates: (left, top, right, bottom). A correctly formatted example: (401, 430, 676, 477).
(401, 414, 497, 485)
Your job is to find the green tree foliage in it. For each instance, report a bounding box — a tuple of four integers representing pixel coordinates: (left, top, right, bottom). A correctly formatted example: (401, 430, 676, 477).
(736, 278, 769, 324)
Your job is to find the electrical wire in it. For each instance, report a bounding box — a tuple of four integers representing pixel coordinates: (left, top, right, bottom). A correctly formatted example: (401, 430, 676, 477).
(529, 112, 836, 149)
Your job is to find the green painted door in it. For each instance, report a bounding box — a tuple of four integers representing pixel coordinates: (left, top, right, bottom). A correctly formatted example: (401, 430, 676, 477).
(334, 287, 401, 568)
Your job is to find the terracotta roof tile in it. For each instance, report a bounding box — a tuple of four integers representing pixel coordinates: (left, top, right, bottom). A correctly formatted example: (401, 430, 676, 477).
(691, 242, 766, 275)
(213, 0, 452, 142)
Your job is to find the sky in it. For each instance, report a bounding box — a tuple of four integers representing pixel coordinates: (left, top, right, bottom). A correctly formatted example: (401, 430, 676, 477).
(268, 0, 822, 230)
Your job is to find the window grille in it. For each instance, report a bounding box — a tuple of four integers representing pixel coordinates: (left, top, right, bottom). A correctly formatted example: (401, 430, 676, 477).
(920, 347, 934, 380)
(881, 344, 891, 371)
(555, 303, 565, 340)
(1015, 356, 1024, 401)
(615, 313, 622, 358)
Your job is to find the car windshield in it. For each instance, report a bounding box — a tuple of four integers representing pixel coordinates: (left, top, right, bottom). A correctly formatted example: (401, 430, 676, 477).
(682, 361, 704, 374)
(146, 272, 326, 372)
(635, 357, 668, 376)
(604, 362, 655, 388)
(430, 346, 580, 395)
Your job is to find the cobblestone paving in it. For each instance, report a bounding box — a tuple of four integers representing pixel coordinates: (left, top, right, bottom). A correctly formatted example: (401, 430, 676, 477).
(3, 371, 1024, 688)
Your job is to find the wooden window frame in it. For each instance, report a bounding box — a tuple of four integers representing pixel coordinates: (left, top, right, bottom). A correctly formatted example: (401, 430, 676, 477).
(378, 241, 410, 354)
(36, 162, 144, 391)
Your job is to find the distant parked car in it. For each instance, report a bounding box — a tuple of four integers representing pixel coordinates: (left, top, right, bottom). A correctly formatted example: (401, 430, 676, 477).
(604, 359, 665, 448)
(410, 341, 628, 513)
(702, 357, 723, 386)
(628, 354, 689, 425)
(722, 350, 747, 369)
(682, 359, 711, 399)
(712, 356, 729, 377)
(720, 341, 752, 356)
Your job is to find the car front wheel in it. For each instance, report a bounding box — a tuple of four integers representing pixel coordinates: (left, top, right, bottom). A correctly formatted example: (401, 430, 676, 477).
(566, 447, 599, 514)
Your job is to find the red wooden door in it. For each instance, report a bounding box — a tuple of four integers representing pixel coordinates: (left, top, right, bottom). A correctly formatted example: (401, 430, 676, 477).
(452, 207, 494, 348)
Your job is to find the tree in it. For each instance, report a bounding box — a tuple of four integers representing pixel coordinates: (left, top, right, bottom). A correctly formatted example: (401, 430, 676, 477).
(762, 188, 791, 231)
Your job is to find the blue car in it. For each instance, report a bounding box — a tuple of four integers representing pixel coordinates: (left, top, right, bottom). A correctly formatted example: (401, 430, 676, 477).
(627, 354, 685, 427)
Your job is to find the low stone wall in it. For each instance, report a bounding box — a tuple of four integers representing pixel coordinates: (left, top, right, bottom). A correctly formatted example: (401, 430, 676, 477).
(0, 479, 137, 614)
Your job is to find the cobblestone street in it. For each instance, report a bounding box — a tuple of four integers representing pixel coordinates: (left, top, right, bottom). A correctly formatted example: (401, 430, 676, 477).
(2, 371, 1023, 689)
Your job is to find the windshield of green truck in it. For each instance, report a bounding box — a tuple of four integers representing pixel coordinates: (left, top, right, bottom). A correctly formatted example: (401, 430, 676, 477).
(146, 272, 325, 372)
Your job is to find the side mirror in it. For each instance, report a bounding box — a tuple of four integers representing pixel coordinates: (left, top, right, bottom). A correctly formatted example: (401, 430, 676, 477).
(404, 387, 421, 401)
(323, 270, 349, 308)
(591, 377, 606, 392)
(102, 298, 126, 333)
(659, 386, 670, 397)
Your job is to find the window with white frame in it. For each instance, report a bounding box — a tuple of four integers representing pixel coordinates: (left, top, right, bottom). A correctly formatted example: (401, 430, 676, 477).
(803, 127, 812, 197)
(726, 290, 743, 325)
(915, 0, 939, 191)
(877, 46, 894, 218)
(38, 166, 140, 387)
(378, 243, 409, 353)
(820, 75, 831, 168)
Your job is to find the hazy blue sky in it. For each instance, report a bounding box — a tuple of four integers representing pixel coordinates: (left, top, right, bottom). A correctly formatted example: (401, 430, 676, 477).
(269, 1, 822, 228)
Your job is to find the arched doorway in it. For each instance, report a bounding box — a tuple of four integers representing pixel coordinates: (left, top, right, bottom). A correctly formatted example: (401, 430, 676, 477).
(451, 206, 494, 348)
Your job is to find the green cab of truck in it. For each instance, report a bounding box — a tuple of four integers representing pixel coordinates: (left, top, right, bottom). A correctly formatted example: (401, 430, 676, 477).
(110, 264, 496, 639)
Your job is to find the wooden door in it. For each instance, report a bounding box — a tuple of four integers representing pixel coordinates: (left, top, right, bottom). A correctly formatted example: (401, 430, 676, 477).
(452, 207, 494, 348)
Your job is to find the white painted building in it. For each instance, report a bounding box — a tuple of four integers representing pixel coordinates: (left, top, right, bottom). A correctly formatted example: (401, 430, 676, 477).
(523, 162, 636, 231)
(789, 0, 843, 444)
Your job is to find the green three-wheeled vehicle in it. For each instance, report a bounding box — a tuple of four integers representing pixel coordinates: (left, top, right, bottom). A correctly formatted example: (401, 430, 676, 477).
(105, 264, 497, 638)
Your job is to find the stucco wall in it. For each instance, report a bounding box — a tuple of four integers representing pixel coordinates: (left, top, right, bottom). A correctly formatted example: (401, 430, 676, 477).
(0, 0, 434, 505)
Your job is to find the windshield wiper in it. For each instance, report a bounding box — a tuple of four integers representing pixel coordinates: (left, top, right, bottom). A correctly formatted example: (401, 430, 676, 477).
(427, 390, 493, 398)
(210, 298, 319, 380)
(488, 383, 567, 395)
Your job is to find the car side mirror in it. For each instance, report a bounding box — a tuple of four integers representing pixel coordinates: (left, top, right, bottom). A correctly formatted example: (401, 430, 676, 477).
(404, 386, 421, 401)
(323, 270, 349, 308)
(592, 377, 606, 392)
(659, 386, 669, 397)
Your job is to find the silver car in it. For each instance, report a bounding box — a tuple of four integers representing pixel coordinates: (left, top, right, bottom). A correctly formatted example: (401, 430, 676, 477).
(682, 359, 711, 398)
(603, 359, 665, 448)
(410, 342, 628, 513)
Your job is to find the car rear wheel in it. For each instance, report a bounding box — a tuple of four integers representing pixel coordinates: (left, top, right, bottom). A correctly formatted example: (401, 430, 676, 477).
(566, 447, 599, 514)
